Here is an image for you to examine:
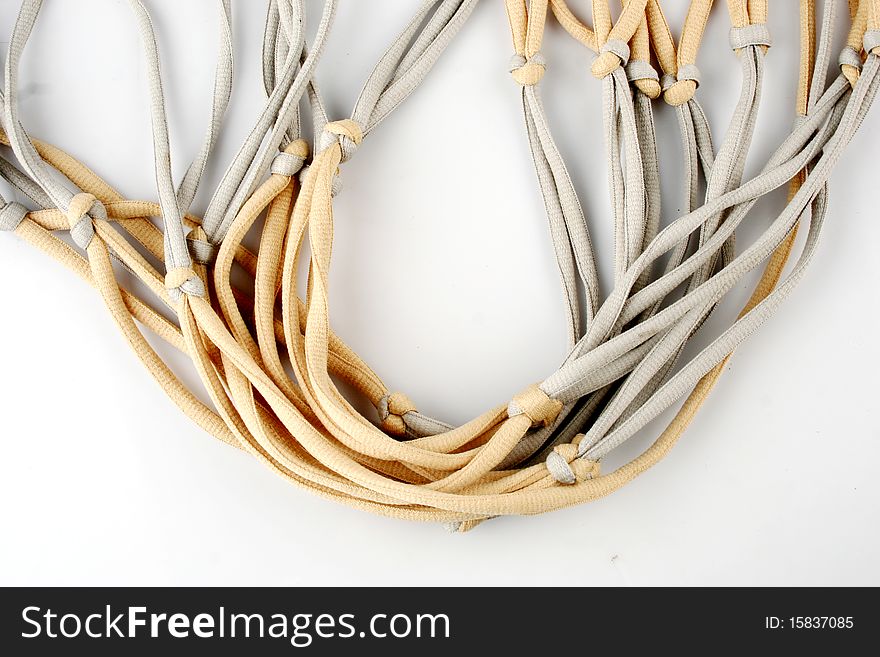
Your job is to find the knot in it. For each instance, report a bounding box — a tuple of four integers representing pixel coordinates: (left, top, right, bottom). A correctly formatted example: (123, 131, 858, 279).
(865, 30, 880, 56)
(66, 193, 106, 250)
(839, 46, 863, 87)
(187, 236, 218, 265)
(507, 384, 562, 427)
(271, 139, 310, 177)
(378, 392, 417, 437)
(661, 64, 700, 106)
(545, 443, 600, 485)
(839, 46, 864, 71)
(509, 53, 546, 86)
(728, 24, 772, 51)
(591, 39, 630, 79)
(625, 60, 661, 99)
(0, 201, 28, 232)
(164, 266, 205, 300)
(319, 119, 364, 162)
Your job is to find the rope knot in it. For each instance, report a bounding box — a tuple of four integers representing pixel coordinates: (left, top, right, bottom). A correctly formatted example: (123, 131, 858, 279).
(591, 39, 630, 79)
(865, 30, 880, 56)
(545, 442, 600, 485)
(728, 23, 772, 51)
(625, 60, 660, 99)
(187, 224, 217, 266)
(378, 392, 417, 437)
(509, 53, 546, 86)
(0, 200, 28, 232)
(839, 46, 864, 87)
(319, 119, 364, 162)
(271, 139, 310, 177)
(661, 65, 701, 106)
(507, 384, 562, 427)
(66, 193, 106, 250)
(165, 266, 204, 300)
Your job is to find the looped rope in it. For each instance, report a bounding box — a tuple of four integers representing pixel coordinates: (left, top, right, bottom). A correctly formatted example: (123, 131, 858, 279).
(66, 193, 105, 251)
(507, 384, 562, 427)
(661, 64, 701, 106)
(545, 443, 600, 484)
(318, 119, 364, 162)
(0, 200, 28, 232)
(729, 23, 772, 51)
(509, 53, 546, 86)
(594, 40, 629, 75)
(839, 46, 864, 72)
(866, 30, 880, 54)
(625, 60, 659, 85)
(377, 392, 418, 437)
(592, 38, 631, 78)
(165, 267, 203, 296)
(271, 139, 310, 177)
(626, 8, 659, 97)
(187, 236, 217, 265)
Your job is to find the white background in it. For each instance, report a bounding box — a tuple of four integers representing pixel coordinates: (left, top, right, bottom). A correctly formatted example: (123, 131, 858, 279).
(0, 1, 878, 586)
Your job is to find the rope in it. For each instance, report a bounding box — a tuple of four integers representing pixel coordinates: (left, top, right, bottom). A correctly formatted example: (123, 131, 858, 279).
(1, 1, 877, 531)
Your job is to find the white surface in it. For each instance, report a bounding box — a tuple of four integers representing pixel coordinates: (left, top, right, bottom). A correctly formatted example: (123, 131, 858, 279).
(0, 1, 878, 586)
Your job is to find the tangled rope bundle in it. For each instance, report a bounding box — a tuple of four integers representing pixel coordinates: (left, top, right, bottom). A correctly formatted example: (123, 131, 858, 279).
(1, 0, 878, 531)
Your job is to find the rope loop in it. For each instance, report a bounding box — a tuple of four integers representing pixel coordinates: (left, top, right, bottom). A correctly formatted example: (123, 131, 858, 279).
(661, 64, 701, 107)
(378, 392, 418, 437)
(545, 443, 600, 484)
(865, 30, 880, 55)
(271, 139, 310, 177)
(66, 193, 106, 251)
(591, 38, 630, 79)
(839, 46, 864, 72)
(319, 119, 364, 162)
(0, 201, 28, 232)
(188, 236, 217, 265)
(509, 53, 546, 86)
(507, 384, 562, 427)
(729, 23, 772, 51)
(625, 60, 661, 98)
(164, 266, 205, 300)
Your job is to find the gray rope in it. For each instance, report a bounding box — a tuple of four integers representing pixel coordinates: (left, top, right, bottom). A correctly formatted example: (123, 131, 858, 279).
(202, 0, 336, 244)
(0, 197, 27, 232)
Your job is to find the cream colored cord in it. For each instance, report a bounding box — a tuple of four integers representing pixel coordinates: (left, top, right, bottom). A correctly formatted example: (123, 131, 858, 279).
(1, 1, 878, 530)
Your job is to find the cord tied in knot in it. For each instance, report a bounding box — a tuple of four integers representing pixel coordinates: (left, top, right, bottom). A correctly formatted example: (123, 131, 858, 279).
(509, 53, 546, 86)
(186, 225, 216, 265)
(661, 64, 701, 107)
(591, 39, 630, 79)
(319, 119, 364, 162)
(625, 60, 661, 99)
(0, 201, 28, 232)
(378, 392, 417, 437)
(545, 442, 600, 485)
(728, 23, 772, 51)
(188, 238, 217, 265)
(165, 266, 204, 300)
(865, 30, 880, 56)
(271, 139, 310, 177)
(839, 46, 864, 71)
(66, 193, 106, 250)
(507, 384, 562, 427)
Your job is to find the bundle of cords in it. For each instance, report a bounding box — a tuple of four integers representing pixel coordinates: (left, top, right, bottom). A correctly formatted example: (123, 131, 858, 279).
(0, 0, 878, 531)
